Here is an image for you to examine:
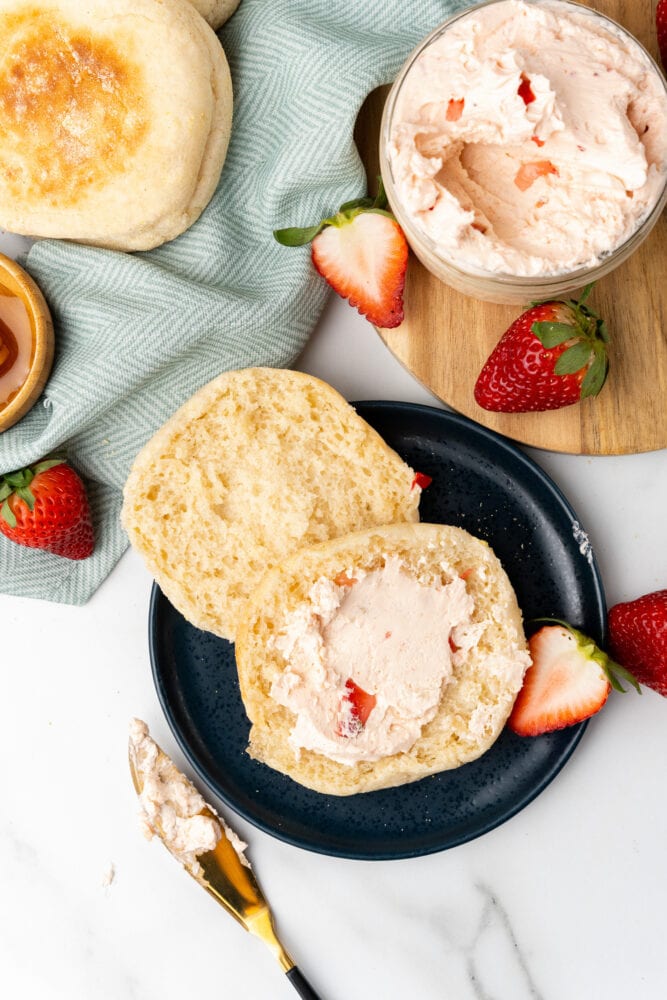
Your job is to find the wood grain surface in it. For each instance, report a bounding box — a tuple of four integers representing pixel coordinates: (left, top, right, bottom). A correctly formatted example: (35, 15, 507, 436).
(355, 0, 667, 455)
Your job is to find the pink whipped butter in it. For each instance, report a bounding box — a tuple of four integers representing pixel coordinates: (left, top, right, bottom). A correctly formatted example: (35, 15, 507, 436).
(387, 0, 667, 276)
(270, 558, 482, 765)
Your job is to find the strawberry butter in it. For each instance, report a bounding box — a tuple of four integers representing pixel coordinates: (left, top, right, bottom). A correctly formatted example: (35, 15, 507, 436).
(270, 558, 483, 764)
(384, 0, 667, 277)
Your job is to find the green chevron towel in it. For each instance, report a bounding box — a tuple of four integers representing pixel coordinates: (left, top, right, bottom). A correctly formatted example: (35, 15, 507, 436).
(0, 0, 461, 604)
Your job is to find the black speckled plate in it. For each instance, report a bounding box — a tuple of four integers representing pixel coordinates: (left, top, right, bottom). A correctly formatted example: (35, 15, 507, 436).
(149, 402, 606, 860)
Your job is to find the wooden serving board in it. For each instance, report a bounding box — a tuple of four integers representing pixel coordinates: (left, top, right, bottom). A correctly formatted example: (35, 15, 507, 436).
(355, 0, 667, 455)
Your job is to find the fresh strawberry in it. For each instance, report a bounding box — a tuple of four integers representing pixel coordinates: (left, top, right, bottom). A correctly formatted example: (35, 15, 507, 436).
(508, 622, 638, 736)
(608, 590, 667, 697)
(337, 678, 377, 737)
(274, 180, 408, 328)
(474, 284, 609, 412)
(657, 0, 667, 73)
(0, 459, 94, 559)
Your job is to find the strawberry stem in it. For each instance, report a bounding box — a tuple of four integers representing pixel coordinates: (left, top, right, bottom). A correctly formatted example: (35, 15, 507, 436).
(273, 176, 396, 246)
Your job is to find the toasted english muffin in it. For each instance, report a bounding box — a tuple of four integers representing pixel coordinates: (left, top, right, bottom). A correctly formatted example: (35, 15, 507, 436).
(0, 0, 232, 250)
(235, 523, 530, 795)
(122, 369, 421, 642)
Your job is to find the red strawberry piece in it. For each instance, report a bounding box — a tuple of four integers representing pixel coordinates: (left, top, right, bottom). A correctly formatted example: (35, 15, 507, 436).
(657, 0, 667, 73)
(531, 135, 545, 148)
(608, 590, 667, 697)
(273, 180, 408, 328)
(474, 284, 610, 413)
(338, 678, 377, 737)
(411, 471, 432, 490)
(0, 459, 94, 560)
(518, 73, 536, 105)
(446, 98, 465, 121)
(508, 622, 638, 737)
(514, 159, 558, 191)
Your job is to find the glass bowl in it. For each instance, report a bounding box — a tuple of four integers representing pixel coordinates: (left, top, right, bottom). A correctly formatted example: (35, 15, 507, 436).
(379, 0, 667, 304)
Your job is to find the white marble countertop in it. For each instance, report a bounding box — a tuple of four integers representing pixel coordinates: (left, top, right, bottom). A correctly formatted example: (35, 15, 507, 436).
(2, 231, 667, 999)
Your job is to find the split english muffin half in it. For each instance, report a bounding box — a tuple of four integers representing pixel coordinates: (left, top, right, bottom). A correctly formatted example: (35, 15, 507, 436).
(122, 368, 421, 643)
(0, 0, 233, 250)
(235, 523, 530, 795)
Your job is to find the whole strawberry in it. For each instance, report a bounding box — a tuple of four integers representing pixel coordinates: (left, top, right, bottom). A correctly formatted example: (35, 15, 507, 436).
(474, 284, 609, 413)
(608, 590, 667, 697)
(0, 459, 94, 560)
(658, 0, 667, 73)
(274, 179, 408, 328)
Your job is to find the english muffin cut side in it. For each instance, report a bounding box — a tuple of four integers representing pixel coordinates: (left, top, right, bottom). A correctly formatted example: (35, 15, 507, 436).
(0, 0, 232, 250)
(189, 0, 241, 30)
(122, 369, 421, 642)
(235, 523, 530, 796)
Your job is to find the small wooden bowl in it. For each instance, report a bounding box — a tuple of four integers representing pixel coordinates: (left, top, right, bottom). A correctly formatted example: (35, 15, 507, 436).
(0, 252, 54, 433)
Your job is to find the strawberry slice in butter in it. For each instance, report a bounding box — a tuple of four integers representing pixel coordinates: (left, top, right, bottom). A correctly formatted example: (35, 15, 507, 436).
(337, 679, 377, 738)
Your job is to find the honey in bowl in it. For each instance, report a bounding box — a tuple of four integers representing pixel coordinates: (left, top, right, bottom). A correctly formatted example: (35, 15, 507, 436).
(0, 253, 54, 433)
(0, 284, 33, 410)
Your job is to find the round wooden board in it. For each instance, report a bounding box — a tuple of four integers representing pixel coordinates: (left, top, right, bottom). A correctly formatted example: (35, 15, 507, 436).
(355, 0, 667, 455)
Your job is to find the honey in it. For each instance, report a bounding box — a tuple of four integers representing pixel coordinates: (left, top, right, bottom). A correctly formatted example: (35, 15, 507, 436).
(0, 281, 33, 410)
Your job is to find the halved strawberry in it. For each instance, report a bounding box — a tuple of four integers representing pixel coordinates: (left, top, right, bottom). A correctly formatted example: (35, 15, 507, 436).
(508, 622, 638, 737)
(337, 678, 377, 737)
(274, 181, 408, 328)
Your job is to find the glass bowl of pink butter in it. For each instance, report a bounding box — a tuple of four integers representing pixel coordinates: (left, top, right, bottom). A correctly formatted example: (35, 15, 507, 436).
(379, 0, 667, 304)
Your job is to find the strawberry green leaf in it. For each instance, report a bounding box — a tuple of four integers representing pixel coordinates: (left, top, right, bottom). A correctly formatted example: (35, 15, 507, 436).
(273, 223, 326, 246)
(580, 354, 608, 398)
(1, 499, 16, 528)
(15, 486, 35, 509)
(373, 176, 389, 211)
(4, 468, 33, 489)
(32, 459, 64, 475)
(339, 197, 374, 213)
(607, 661, 642, 694)
(553, 341, 592, 375)
(0, 482, 11, 502)
(531, 321, 575, 347)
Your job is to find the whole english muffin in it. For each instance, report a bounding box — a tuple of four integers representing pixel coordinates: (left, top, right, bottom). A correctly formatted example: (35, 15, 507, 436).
(0, 0, 233, 250)
(122, 369, 421, 642)
(235, 523, 530, 795)
(190, 0, 241, 30)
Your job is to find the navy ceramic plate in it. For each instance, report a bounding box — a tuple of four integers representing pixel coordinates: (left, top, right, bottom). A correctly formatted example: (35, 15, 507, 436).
(149, 402, 606, 860)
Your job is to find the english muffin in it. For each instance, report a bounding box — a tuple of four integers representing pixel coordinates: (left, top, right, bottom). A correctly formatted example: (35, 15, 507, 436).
(236, 523, 530, 795)
(190, 0, 241, 30)
(122, 369, 421, 642)
(0, 0, 233, 250)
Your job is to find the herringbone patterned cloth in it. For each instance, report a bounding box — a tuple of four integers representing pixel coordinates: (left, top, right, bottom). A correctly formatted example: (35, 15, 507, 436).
(0, 0, 461, 603)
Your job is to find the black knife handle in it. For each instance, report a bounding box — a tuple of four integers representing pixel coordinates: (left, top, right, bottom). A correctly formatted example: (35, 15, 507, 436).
(285, 966, 323, 999)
